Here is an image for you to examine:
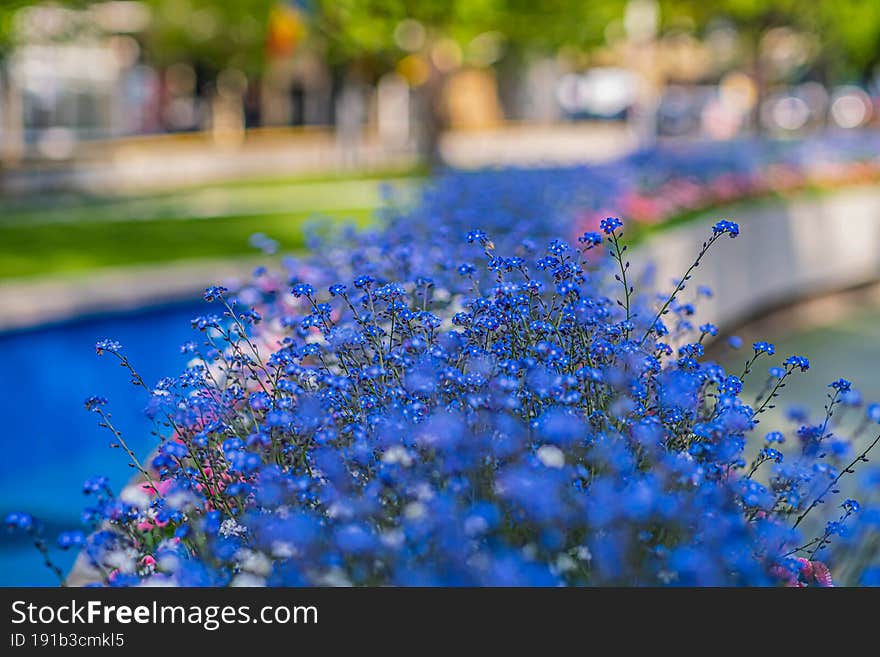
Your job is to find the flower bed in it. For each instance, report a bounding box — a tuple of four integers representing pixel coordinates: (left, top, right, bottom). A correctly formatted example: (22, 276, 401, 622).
(8, 137, 880, 587)
(381, 131, 880, 252)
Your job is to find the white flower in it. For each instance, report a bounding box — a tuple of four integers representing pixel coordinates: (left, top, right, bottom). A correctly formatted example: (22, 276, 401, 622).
(537, 444, 565, 469)
(554, 554, 577, 573)
(317, 568, 352, 587)
(231, 573, 267, 587)
(381, 445, 414, 467)
(138, 576, 175, 587)
(380, 529, 405, 548)
(239, 549, 271, 576)
(464, 515, 489, 536)
(105, 547, 138, 574)
(219, 518, 248, 538)
(119, 485, 151, 510)
(575, 546, 593, 562)
(270, 541, 297, 559)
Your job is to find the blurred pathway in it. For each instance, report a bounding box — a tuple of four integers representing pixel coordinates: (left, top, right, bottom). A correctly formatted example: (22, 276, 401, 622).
(1, 123, 634, 196)
(0, 257, 261, 332)
(717, 282, 880, 413)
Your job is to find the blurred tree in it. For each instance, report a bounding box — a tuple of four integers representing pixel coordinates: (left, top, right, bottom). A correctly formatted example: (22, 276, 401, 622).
(0, 0, 46, 169)
(790, 0, 880, 81)
(4, 0, 878, 162)
(659, 0, 880, 134)
(136, 1, 278, 136)
(0, 0, 99, 58)
(141, 0, 276, 76)
(662, 0, 880, 81)
(310, 0, 625, 163)
(0, 0, 37, 58)
(312, 0, 622, 63)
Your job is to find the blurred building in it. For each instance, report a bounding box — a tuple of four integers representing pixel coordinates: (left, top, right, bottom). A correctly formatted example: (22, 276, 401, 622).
(0, 1, 340, 164)
(1, 3, 154, 162)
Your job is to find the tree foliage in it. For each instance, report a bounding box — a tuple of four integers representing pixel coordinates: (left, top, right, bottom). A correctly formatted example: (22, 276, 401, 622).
(661, 0, 880, 80)
(1, 1, 878, 81)
(140, 0, 276, 75)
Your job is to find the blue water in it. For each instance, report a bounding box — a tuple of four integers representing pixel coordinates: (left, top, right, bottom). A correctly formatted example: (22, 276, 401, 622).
(0, 301, 203, 586)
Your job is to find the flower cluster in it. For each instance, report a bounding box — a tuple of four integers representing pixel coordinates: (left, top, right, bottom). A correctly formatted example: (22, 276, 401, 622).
(10, 180, 880, 586)
(580, 133, 880, 228)
(366, 133, 880, 251)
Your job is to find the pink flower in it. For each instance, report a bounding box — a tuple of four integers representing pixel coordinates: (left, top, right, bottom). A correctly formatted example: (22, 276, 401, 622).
(771, 558, 834, 587)
(139, 478, 174, 497)
(810, 561, 834, 587)
(795, 558, 834, 587)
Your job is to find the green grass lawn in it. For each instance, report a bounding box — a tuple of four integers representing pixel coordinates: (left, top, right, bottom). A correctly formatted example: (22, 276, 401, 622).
(0, 170, 422, 280)
(0, 208, 376, 279)
(1, 169, 859, 282)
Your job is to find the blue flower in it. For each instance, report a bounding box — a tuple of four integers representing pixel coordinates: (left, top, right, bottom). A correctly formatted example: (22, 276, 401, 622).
(84, 396, 108, 412)
(57, 531, 85, 550)
(95, 339, 122, 355)
(578, 232, 602, 247)
(599, 216, 623, 234)
(291, 283, 315, 298)
(830, 378, 852, 393)
(712, 220, 739, 238)
(842, 499, 861, 513)
(4, 512, 33, 530)
(203, 285, 228, 301)
(760, 447, 783, 463)
(753, 341, 775, 356)
(784, 355, 810, 372)
(250, 232, 279, 255)
(82, 476, 109, 495)
(699, 323, 718, 337)
(466, 229, 488, 244)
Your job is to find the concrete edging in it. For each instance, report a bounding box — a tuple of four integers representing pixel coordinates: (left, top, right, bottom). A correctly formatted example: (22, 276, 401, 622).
(634, 185, 880, 331)
(0, 258, 263, 332)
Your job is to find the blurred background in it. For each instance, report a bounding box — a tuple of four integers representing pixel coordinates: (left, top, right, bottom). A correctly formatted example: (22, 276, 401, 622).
(3, 0, 880, 585)
(2, 1, 880, 181)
